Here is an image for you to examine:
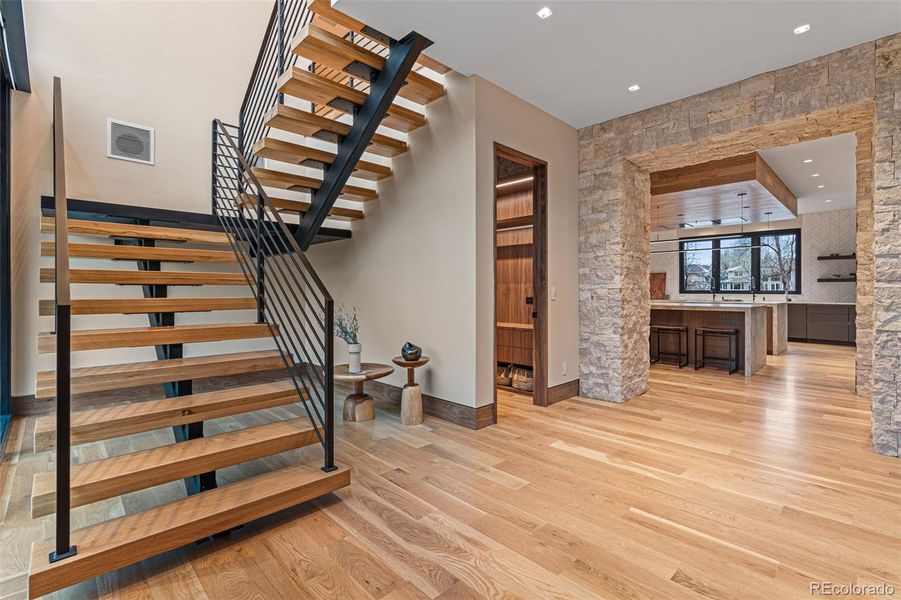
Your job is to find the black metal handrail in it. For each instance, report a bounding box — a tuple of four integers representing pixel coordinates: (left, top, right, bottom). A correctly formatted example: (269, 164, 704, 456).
(50, 76, 77, 563)
(238, 0, 311, 163)
(211, 119, 335, 472)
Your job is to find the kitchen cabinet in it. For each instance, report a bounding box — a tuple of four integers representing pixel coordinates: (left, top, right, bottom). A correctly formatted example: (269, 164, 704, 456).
(787, 303, 855, 345)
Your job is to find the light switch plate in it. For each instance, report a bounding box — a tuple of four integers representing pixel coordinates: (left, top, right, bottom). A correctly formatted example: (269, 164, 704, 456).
(550, 286, 557, 300)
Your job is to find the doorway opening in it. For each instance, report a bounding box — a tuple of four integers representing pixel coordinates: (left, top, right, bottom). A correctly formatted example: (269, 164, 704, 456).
(493, 143, 548, 409)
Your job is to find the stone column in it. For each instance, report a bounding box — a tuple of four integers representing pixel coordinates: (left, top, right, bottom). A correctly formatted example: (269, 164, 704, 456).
(872, 34, 901, 457)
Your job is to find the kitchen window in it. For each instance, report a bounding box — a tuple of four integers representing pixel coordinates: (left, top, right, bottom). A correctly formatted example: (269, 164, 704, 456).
(679, 229, 801, 294)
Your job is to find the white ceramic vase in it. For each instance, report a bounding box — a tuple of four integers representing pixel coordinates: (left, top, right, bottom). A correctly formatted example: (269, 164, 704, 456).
(348, 343, 362, 373)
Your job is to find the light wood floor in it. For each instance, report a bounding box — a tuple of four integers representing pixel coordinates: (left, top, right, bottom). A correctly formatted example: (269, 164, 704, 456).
(1, 343, 899, 599)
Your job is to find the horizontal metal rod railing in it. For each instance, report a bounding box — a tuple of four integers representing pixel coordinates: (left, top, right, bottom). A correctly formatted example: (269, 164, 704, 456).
(211, 119, 335, 471)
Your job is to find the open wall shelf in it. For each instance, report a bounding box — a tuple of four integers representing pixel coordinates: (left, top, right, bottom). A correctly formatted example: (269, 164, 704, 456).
(817, 254, 856, 261)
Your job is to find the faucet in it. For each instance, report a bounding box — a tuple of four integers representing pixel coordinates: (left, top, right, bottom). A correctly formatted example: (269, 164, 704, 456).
(711, 292, 717, 303)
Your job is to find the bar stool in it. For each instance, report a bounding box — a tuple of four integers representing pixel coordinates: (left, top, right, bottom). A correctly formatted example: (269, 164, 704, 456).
(649, 325, 689, 368)
(694, 328, 739, 374)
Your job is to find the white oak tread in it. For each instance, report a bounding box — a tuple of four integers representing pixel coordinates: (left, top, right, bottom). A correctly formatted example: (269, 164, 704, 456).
(291, 23, 445, 105)
(41, 241, 238, 263)
(40, 268, 248, 286)
(27, 464, 351, 598)
(264, 103, 407, 158)
(276, 66, 426, 133)
(30, 417, 324, 518)
(250, 166, 377, 201)
(41, 217, 231, 244)
(237, 193, 364, 221)
(35, 350, 285, 399)
(307, 0, 450, 74)
(252, 137, 392, 181)
(33, 380, 304, 452)
(39, 296, 258, 316)
(37, 323, 275, 353)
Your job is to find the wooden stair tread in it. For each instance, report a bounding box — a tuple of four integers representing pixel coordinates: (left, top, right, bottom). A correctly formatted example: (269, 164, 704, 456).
(237, 194, 363, 221)
(265, 104, 407, 158)
(33, 380, 303, 452)
(277, 66, 426, 133)
(31, 417, 322, 518)
(41, 241, 238, 263)
(38, 323, 274, 353)
(35, 350, 285, 399)
(253, 137, 392, 181)
(40, 268, 248, 286)
(41, 217, 231, 244)
(308, 0, 450, 74)
(292, 23, 445, 105)
(39, 296, 258, 316)
(28, 463, 349, 598)
(250, 166, 377, 201)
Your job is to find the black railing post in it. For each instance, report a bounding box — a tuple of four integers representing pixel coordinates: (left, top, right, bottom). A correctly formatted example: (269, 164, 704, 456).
(211, 120, 218, 213)
(276, 0, 286, 105)
(256, 194, 266, 324)
(50, 303, 76, 562)
(322, 299, 335, 472)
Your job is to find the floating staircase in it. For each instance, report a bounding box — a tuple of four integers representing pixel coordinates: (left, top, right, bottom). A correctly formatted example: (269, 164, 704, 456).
(31, 0, 450, 595)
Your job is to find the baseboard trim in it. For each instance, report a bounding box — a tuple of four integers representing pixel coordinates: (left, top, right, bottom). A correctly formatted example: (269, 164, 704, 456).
(367, 381, 495, 429)
(547, 379, 580, 405)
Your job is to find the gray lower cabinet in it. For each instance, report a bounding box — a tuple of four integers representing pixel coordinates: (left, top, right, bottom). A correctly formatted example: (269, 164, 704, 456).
(787, 303, 855, 344)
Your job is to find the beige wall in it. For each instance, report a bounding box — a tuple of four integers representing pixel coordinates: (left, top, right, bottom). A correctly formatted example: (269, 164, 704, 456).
(307, 73, 479, 404)
(308, 75, 579, 410)
(11, 1, 272, 396)
(473, 77, 579, 407)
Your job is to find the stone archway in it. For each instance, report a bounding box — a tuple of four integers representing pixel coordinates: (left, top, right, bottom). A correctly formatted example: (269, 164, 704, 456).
(578, 35, 900, 456)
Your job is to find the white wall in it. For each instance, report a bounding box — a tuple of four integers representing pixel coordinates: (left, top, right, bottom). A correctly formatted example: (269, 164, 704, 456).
(473, 77, 580, 406)
(649, 208, 857, 303)
(11, 1, 272, 396)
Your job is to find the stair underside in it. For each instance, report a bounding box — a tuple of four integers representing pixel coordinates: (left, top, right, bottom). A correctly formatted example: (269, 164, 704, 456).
(28, 464, 350, 598)
(41, 217, 231, 244)
(250, 166, 377, 201)
(253, 137, 392, 181)
(265, 104, 407, 158)
(33, 380, 303, 452)
(237, 193, 364, 221)
(35, 350, 286, 399)
(41, 268, 249, 286)
(277, 66, 426, 133)
(292, 23, 444, 106)
(31, 417, 322, 518)
(308, 0, 448, 74)
(38, 323, 274, 353)
(41, 241, 239, 263)
(39, 296, 258, 316)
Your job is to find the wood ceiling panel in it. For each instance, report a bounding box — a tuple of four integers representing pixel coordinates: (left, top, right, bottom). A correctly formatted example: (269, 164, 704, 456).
(649, 153, 797, 232)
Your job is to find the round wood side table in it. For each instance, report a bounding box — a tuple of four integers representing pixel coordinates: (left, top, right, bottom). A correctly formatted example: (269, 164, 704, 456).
(335, 363, 394, 422)
(391, 356, 430, 425)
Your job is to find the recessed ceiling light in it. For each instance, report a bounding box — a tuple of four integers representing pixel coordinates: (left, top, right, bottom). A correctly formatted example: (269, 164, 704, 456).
(537, 6, 553, 19)
(803, 158, 813, 164)
(811, 173, 820, 177)
(627, 84, 641, 92)
(825, 199, 832, 203)
(794, 24, 811, 35)
(817, 184, 825, 189)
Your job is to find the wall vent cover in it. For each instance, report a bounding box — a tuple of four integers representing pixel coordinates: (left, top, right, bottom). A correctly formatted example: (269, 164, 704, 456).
(107, 119, 154, 165)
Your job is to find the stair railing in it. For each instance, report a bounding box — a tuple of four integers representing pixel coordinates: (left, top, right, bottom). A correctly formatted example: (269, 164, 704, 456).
(238, 0, 311, 165)
(211, 119, 336, 472)
(50, 76, 77, 562)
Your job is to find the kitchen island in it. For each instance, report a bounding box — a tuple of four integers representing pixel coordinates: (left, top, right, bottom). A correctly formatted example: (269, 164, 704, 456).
(650, 301, 775, 376)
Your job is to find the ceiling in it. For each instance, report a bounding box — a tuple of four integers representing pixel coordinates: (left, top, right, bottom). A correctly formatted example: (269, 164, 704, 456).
(336, 0, 901, 128)
(760, 133, 857, 214)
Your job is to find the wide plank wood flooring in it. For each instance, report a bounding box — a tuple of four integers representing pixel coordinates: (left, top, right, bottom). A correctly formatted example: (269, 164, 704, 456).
(1, 343, 899, 599)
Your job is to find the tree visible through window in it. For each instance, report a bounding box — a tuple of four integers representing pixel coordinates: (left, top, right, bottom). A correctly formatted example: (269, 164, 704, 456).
(679, 229, 801, 294)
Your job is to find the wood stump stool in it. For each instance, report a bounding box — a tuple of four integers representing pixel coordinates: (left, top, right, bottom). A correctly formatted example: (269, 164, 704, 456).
(392, 356, 429, 425)
(335, 363, 394, 422)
